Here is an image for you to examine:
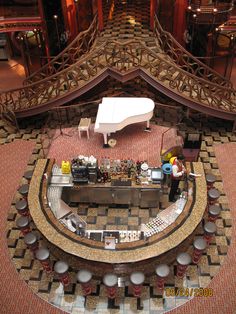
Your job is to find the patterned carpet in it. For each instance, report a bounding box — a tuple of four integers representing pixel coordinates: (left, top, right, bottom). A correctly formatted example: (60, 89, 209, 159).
(101, 0, 155, 46)
(0, 1, 235, 312)
(1, 119, 233, 314)
(0, 74, 235, 314)
(0, 140, 51, 314)
(167, 142, 236, 314)
(48, 124, 178, 167)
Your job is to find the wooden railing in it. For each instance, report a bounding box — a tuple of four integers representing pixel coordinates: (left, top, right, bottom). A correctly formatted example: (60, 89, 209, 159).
(189, 1, 234, 12)
(0, 16, 42, 32)
(153, 15, 232, 88)
(23, 14, 98, 85)
(187, 2, 234, 25)
(0, 39, 235, 117)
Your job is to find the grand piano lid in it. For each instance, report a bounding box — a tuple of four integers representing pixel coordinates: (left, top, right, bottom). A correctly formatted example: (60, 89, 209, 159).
(96, 97, 155, 124)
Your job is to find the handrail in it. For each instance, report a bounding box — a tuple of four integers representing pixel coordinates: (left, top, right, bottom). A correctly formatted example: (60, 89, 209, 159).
(0, 38, 235, 117)
(153, 15, 232, 88)
(189, 2, 234, 13)
(23, 14, 98, 85)
(0, 16, 42, 32)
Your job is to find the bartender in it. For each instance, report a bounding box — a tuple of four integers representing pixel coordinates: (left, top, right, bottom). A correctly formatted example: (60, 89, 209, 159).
(169, 154, 186, 202)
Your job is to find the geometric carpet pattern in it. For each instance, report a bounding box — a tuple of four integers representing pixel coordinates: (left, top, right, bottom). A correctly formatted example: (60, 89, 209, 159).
(101, 0, 155, 48)
(0, 140, 37, 314)
(1, 1, 235, 312)
(4, 121, 233, 314)
(47, 123, 172, 167)
(171, 131, 236, 314)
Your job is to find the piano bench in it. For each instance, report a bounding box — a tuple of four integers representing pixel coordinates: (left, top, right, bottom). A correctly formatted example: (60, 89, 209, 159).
(78, 118, 91, 139)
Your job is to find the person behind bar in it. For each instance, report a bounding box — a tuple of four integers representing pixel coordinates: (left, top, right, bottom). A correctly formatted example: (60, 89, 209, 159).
(169, 154, 186, 202)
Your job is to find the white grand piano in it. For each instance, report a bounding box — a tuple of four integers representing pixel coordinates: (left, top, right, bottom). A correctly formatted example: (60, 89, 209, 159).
(94, 97, 155, 147)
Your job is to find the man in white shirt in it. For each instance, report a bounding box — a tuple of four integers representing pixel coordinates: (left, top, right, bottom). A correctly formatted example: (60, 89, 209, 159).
(169, 154, 186, 202)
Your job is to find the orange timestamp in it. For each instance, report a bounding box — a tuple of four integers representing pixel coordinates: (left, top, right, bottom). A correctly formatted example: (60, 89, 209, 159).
(165, 287, 213, 297)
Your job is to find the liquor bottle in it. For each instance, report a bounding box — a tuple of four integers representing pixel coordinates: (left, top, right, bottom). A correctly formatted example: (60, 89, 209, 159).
(107, 157, 110, 169)
(127, 167, 131, 178)
(136, 160, 141, 174)
(100, 156, 104, 168)
(97, 168, 102, 183)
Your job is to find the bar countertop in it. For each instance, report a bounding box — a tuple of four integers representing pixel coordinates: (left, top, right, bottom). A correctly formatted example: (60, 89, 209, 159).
(28, 159, 207, 264)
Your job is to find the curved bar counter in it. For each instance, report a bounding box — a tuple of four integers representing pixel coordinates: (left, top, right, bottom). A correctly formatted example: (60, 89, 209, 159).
(28, 159, 207, 276)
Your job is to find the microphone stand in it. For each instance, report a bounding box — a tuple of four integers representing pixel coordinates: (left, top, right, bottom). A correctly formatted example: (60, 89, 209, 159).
(53, 108, 73, 140)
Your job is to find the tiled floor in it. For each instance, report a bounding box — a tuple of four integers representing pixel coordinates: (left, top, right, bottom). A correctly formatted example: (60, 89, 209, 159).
(101, 0, 153, 44)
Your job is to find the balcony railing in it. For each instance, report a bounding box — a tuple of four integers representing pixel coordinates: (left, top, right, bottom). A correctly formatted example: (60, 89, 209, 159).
(0, 17, 42, 32)
(0, 38, 235, 117)
(153, 14, 232, 88)
(23, 14, 98, 85)
(187, 1, 234, 24)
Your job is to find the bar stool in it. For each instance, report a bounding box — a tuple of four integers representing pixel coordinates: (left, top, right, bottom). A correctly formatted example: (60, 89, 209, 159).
(206, 174, 216, 191)
(35, 248, 52, 273)
(77, 269, 93, 296)
(24, 170, 34, 183)
(15, 199, 29, 216)
(103, 273, 118, 299)
(16, 216, 31, 235)
(207, 188, 220, 209)
(54, 261, 70, 287)
(208, 205, 221, 222)
(203, 222, 217, 245)
(176, 252, 191, 278)
(18, 184, 29, 200)
(155, 264, 170, 291)
(130, 271, 145, 298)
(24, 232, 39, 254)
(192, 238, 207, 264)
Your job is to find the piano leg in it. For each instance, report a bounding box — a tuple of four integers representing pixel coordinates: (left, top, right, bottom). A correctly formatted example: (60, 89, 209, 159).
(145, 120, 151, 132)
(103, 133, 109, 148)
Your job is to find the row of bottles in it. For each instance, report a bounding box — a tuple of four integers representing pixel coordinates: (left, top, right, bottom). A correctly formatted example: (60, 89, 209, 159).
(98, 157, 147, 183)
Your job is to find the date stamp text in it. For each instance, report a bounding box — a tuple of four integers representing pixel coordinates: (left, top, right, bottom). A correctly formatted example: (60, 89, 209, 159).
(165, 288, 213, 297)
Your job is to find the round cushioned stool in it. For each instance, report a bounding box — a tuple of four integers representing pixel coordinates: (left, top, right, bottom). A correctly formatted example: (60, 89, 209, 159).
(130, 271, 145, 297)
(15, 199, 29, 216)
(192, 238, 207, 264)
(103, 273, 118, 299)
(16, 216, 31, 235)
(155, 264, 170, 290)
(77, 269, 93, 296)
(208, 205, 221, 222)
(18, 184, 29, 200)
(24, 170, 34, 183)
(36, 248, 52, 273)
(206, 174, 216, 191)
(54, 261, 70, 286)
(24, 232, 38, 254)
(203, 222, 217, 245)
(207, 188, 220, 209)
(176, 252, 191, 278)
